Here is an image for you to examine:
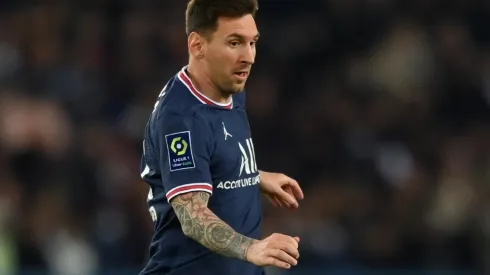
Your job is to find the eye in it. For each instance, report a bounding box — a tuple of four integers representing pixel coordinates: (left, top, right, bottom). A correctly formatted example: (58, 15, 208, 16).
(229, 41, 240, 47)
(250, 41, 257, 47)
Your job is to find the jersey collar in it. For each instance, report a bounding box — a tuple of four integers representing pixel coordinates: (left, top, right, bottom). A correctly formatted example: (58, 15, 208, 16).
(177, 66, 233, 109)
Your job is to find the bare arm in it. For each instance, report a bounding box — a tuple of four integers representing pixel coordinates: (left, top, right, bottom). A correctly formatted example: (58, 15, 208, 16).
(170, 192, 256, 260)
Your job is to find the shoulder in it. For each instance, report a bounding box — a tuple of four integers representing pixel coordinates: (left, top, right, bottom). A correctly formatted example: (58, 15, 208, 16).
(151, 72, 212, 123)
(152, 105, 210, 138)
(150, 91, 212, 143)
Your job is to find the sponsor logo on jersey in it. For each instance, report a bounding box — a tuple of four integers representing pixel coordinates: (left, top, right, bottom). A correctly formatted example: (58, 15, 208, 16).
(217, 138, 260, 190)
(239, 138, 257, 176)
(165, 131, 195, 171)
(216, 175, 260, 190)
(222, 122, 232, 140)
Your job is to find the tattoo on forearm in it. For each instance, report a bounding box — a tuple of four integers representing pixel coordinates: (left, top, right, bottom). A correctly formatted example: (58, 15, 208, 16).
(171, 192, 254, 260)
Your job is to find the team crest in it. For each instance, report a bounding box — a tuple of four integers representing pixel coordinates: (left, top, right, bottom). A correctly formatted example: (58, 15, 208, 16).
(165, 131, 195, 171)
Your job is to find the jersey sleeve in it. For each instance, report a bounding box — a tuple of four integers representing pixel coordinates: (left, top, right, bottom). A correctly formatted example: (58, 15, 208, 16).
(155, 112, 214, 202)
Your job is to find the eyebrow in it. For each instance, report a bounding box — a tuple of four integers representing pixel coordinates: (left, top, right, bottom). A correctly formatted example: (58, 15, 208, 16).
(227, 32, 260, 40)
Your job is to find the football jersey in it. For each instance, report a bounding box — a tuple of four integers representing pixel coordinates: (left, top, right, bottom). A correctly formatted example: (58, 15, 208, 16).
(139, 66, 263, 275)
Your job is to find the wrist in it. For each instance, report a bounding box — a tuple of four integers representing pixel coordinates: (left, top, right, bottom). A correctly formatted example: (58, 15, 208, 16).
(243, 238, 258, 261)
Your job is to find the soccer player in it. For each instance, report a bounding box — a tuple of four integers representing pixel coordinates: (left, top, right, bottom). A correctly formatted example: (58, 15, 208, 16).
(139, 0, 304, 274)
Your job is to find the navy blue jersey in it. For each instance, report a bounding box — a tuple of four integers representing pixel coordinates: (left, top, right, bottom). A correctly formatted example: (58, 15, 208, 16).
(140, 67, 263, 275)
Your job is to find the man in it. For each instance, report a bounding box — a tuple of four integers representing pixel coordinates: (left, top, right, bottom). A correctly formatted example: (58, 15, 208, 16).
(139, 0, 304, 274)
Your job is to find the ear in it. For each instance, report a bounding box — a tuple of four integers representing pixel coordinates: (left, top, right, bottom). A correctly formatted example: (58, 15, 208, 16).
(188, 32, 205, 59)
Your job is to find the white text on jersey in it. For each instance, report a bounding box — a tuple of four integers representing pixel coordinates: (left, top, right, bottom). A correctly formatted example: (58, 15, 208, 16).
(216, 175, 260, 190)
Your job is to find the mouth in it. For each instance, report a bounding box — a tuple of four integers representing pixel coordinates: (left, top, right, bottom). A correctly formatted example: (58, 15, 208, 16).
(233, 71, 249, 80)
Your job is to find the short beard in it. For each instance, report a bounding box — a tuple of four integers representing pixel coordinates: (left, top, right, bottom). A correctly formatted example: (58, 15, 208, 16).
(217, 83, 242, 97)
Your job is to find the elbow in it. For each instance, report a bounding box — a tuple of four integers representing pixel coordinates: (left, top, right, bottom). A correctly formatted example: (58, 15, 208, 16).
(181, 227, 192, 238)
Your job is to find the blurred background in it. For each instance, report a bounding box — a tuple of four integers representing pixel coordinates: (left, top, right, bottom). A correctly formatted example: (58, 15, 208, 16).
(0, 0, 489, 274)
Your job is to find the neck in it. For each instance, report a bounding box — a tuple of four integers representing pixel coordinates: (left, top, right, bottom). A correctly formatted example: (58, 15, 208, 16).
(187, 61, 231, 104)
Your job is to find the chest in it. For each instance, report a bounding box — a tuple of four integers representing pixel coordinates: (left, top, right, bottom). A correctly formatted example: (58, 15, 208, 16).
(208, 110, 260, 189)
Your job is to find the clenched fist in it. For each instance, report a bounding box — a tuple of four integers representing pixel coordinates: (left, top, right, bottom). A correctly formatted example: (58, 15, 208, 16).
(246, 233, 300, 269)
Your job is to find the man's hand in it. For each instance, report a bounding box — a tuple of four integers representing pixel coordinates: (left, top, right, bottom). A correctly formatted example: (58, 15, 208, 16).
(259, 171, 304, 209)
(246, 233, 300, 269)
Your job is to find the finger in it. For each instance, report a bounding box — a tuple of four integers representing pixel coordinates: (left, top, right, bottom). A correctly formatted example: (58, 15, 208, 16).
(277, 189, 298, 207)
(287, 178, 304, 200)
(267, 195, 278, 207)
(281, 241, 300, 258)
(270, 234, 299, 248)
(281, 201, 296, 210)
(271, 240, 299, 255)
(266, 257, 291, 269)
(284, 185, 294, 198)
(282, 196, 297, 209)
(287, 237, 299, 249)
(293, 237, 300, 243)
(274, 196, 283, 207)
(268, 248, 298, 266)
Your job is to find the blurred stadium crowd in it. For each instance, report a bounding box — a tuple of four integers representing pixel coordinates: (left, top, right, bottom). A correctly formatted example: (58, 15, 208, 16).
(0, 0, 489, 274)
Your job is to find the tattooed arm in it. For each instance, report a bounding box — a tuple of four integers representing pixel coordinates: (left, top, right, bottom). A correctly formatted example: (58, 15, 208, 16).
(170, 192, 256, 260)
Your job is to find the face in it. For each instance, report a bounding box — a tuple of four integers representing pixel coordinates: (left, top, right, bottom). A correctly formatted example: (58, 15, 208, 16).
(202, 14, 259, 95)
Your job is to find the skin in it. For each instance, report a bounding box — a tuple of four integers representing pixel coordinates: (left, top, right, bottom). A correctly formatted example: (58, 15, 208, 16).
(171, 192, 253, 260)
(186, 14, 259, 104)
(258, 171, 304, 209)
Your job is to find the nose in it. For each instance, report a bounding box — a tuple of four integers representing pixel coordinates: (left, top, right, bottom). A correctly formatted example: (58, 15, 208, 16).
(241, 45, 255, 65)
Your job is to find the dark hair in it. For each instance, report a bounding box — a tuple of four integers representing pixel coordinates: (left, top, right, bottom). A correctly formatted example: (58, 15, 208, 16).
(185, 0, 258, 37)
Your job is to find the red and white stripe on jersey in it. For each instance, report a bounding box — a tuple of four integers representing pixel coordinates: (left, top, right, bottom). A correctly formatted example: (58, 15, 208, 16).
(177, 67, 233, 109)
(166, 183, 213, 202)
